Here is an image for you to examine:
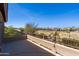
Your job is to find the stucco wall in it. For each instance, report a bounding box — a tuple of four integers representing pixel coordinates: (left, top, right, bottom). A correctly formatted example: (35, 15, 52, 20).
(0, 22, 4, 45)
(0, 10, 4, 48)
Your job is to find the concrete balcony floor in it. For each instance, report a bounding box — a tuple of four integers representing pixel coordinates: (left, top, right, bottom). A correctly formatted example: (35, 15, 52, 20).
(2, 39, 54, 56)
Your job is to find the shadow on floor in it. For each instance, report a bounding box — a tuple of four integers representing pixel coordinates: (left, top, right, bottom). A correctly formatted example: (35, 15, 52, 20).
(2, 39, 54, 56)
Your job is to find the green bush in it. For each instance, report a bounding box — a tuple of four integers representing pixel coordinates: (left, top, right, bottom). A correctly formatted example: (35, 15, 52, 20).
(4, 26, 16, 38)
(4, 26, 23, 41)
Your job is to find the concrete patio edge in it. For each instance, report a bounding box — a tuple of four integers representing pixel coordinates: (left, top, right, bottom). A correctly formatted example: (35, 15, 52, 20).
(27, 39, 61, 56)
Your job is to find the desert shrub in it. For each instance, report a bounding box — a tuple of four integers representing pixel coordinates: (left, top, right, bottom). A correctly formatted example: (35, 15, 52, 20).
(62, 38, 79, 49)
(24, 23, 37, 35)
(37, 33, 48, 39)
(32, 32, 48, 39)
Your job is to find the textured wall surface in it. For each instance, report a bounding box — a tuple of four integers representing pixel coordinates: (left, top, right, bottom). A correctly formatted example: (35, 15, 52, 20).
(0, 22, 4, 44)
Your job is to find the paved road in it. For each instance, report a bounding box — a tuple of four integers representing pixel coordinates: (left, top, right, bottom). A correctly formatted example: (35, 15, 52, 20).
(2, 39, 54, 56)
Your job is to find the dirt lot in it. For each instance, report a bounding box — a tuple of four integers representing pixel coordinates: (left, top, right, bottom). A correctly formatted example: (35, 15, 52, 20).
(36, 30, 79, 40)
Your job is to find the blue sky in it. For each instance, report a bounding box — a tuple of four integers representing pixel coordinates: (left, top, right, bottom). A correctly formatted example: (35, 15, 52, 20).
(6, 3, 79, 28)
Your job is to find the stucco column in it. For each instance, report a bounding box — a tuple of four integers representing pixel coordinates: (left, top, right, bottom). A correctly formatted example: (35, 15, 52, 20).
(0, 22, 4, 52)
(0, 10, 4, 52)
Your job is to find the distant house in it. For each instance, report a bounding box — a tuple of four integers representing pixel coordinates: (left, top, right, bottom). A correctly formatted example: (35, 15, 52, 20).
(0, 3, 8, 51)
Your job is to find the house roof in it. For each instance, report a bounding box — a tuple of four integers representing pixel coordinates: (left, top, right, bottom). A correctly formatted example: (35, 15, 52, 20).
(0, 3, 8, 22)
